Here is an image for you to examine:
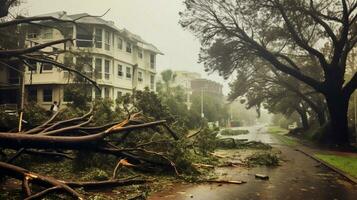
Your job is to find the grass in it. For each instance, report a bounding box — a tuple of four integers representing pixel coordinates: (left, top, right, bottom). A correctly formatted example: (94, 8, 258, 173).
(267, 126, 288, 134)
(315, 154, 357, 178)
(220, 129, 249, 136)
(267, 126, 298, 146)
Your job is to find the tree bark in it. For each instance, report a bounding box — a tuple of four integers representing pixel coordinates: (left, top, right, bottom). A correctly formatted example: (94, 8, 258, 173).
(325, 93, 350, 145)
(296, 108, 309, 130)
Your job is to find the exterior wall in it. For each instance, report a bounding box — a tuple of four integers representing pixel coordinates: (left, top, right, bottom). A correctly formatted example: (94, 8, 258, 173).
(21, 14, 159, 108)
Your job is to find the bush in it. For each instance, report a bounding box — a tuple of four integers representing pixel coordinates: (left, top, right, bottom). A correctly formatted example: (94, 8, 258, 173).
(245, 152, 280, 167)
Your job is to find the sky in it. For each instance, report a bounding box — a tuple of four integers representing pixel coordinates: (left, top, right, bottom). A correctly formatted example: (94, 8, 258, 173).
(17, 0, 232, 94)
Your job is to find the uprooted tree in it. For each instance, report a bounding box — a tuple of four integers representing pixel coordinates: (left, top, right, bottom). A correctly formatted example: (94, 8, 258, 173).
(180, 0, 357, 145)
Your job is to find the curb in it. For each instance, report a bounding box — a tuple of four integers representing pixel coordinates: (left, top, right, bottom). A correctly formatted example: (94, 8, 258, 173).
(295, 148, 357, 185)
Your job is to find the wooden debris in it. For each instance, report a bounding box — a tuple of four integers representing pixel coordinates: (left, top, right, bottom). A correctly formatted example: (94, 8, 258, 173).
(206, 180, 247, 184)
(255, 174, 269, 180)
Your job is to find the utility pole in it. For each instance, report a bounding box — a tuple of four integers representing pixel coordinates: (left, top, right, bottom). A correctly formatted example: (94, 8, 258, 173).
(201, 88, 204, 118)
(18, 68, 25, 132)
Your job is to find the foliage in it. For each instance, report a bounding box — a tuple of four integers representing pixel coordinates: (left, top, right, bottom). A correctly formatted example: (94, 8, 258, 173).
(190, 92, 229, 125)
(193, 128, 218, 155)
(245, 152, 280, 167)
(92, 98, 124, 126)
(180, 0, 357, 145)
(0, 108, 18, 131)
(82, 168, 109, 181)
(0, 103, 49, 131)
(220, 129, 249, 136)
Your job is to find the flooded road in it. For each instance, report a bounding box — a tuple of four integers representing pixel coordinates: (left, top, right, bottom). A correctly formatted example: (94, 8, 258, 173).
(149, 125, 357, 200)
(218, 125, 276, 144)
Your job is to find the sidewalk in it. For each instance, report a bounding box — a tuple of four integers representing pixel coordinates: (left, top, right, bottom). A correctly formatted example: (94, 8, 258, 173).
(292, 140, 357, 184)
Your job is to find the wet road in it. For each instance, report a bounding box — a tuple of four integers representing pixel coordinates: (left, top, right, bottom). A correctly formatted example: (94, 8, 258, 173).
(218, 125, 276, 144)
(149, 125, 357, 200)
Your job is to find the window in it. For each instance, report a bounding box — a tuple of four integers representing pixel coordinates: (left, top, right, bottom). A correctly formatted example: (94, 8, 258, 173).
(43, 88, 52, 102)
(126, 42, 132, 53)
(104, 30, 111, 50)
(150, 54, 155, 68)
(64, 55, 74, 66)
(95, 58, 102, 79)
(43, 29, 53, 39)
(150, 75, 155, 90)
(27, 27, 39, 39)
(117, 37, 123, 49)
(138, 50, 143, 59)
(27, 60, 37, 73)
(104, 87, 110, 98)
(28, 88, 37, 102)
(126, 67, 131, 79)
(117, 65, 123, 77)
(95, 88, 101, 99)
(117, 91, 122, 99)
(8, 68, 19, 84)
(95, 28, 102, 48)
(42, 63, 53, 71)
(63, 88, 71, 102)
(28, 33, 38, 39)
(104, 60, 110, 80)
(76, 26, 93, 47)
(138, 71, 143, 82)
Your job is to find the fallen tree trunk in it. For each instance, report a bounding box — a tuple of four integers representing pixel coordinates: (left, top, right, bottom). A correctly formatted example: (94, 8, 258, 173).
(0, 161, 83, 199)
(0, 120, 171, 149)
(0, 161, 150, 199)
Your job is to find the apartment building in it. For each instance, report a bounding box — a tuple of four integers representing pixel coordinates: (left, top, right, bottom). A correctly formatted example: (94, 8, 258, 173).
(21, 11, 162, 109)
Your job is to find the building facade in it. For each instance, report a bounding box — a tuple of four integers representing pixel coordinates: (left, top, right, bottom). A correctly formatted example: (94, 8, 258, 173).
(171, 71, 201, 109)
(20, 11, 161, 109)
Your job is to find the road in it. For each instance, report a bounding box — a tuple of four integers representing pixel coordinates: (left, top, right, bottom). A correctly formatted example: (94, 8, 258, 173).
(149, 125, 357, 200)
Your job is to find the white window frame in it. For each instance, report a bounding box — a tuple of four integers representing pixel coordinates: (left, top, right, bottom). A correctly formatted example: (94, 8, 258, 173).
(126, 42, 132, 53)
(138, 71, 143, 82)
(104, 30, 111, 51)
(117, 64, 123, 77)
(126, 67, 132, 79)
(104, 60, 110, 80)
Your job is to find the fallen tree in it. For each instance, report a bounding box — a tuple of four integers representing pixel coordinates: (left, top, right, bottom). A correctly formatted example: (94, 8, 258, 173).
(0, 110, 183, 199)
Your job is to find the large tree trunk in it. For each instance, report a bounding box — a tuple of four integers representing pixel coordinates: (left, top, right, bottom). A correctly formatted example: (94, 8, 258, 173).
(325, 93, 350, 146)
(316, 110, 326, 126)
(297, 109, 309, 130)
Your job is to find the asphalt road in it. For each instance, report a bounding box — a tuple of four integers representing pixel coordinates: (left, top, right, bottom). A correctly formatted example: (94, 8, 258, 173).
(149, 125, 357, 200)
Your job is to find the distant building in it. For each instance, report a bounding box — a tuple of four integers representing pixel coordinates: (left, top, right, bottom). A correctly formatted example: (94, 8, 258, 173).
(0, 11, 162, 110)
(171, 71, 201, 109)
(191, 78, 223, 98)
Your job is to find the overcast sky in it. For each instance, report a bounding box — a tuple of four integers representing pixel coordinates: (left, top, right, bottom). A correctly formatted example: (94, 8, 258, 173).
(18, 0, 231, 94)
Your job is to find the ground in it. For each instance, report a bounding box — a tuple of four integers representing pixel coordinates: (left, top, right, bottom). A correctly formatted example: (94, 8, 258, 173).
(149, 125, 357, 200)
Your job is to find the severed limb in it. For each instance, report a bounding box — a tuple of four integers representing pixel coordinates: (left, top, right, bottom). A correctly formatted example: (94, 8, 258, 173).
(0, 161, 83, 200)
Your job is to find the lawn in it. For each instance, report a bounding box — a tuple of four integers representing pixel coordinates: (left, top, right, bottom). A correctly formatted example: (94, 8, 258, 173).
(267, 126, 298, 146)
(267, 126, 289, 134)
(315, 154, 357, 178)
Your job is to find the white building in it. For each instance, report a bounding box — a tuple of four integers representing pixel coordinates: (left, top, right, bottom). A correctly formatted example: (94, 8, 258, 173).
(22, 11, 162, 109)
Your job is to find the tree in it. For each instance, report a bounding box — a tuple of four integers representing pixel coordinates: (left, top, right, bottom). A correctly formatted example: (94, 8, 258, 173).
(180, 0, 357, 145)
(228, 57, 328, 128)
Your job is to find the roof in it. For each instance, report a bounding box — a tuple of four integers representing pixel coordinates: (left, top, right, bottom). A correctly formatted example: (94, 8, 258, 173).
(33, 11, 163, 54)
